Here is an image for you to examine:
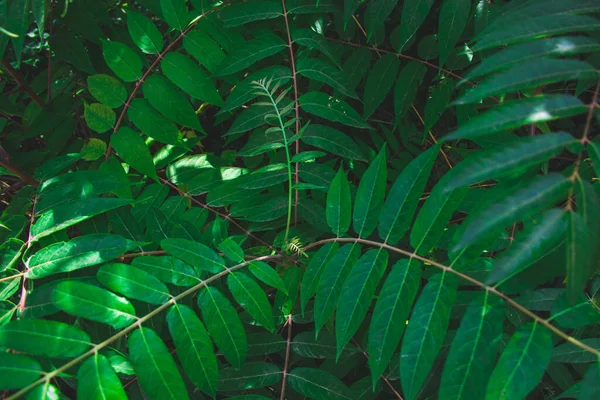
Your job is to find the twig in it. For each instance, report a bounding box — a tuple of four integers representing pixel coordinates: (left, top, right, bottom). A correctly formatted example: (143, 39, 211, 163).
(1, 60, 46, 108)
(0, 146, 39, 188)
(279, 314, 293, 400)
(350, 338, 403, 400)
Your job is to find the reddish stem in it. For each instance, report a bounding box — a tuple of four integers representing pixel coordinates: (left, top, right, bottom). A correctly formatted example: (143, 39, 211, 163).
(279, 314, 293, 400)
(1, 60, 46, 108)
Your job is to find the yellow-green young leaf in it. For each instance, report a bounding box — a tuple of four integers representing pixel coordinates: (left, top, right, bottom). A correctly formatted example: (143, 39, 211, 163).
(128, 99, 184, 146)
(127, 10, 163, 54)
(445, 133, 577, 192)
(363, 54, 400, 118)
(81, 138, 107, 161)
(443, 95, 588, 142)
(160, 0, 188, 31)
(128, 327, 190, 400)
(218, 1, 281, 27)
(249, 261, 287, 294)
(292, 331, 360, 359)
(111, 127, 158, 181)
(161, 52, 223, 106)
(327, 168, 351, 237)
(183, 30, 226, 74)
(97, 263, 171, 305)
(0, 353, 42, 390)
(51, 281, 136, 329)
(423, 78, 454, 136)
(396, 0, 435, 51)
(457, 59, 598, 105)
(314, 243, 361, 335)
(218, 362, 281, 391)
(485, 323, 552, 400)
(566, 211, 592, 303)
(297, 57, 358, 99)
(368, 259, 421, 387)
(87, 74, 127, 108)
(161, 238, 226, 274)
(336, 249, 388, 358)
(84, 103, 115, 133)
(77, 353, 127, 400)
(167, 305, 218, 396)
(26, 234, 138, 279)
(400, 272, 458, 400)
(452, 174, 572, 252)
(551, 339, 600, 363)
(379, 145, 438, 244)
(215, 33, 287, 76)
(301, 124, 366, 161)
(287, 367, 353, 400)
(0, 319, 90, 357)
(394, 62, 427, 126)
(486, 209, 568, 286)
(439, 292, 504, 400)
(550, 293, 600, 329)
(579, 363, 600, 400)
(365, 0, 399, 42)
(197, 287, 247, 368)
(227, 272, 275, 332)
(300, 92, 371, 129)
(101, 39, 143, 82)
(353, 149, 387, 237)
(300, 242, 339, 314)
(131, 256, 199, 286)
(438, 0, 471, 66)
(143, 74, 202, 131)
(473, 14, 600, 52)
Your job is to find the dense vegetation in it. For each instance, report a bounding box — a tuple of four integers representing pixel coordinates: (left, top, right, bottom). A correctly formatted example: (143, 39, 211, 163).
(1, 0, 599, 398)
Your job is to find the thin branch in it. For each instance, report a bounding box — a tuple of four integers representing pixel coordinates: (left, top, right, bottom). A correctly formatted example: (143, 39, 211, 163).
(304, 237, 600, 357)
(0, 146, 39, 188)
(350, 338, 403, 400)
(1, 60, 46, 108)
(19, 194, 38, 312)
(7, 254, 283, 399)
(279, 314, 293, 400)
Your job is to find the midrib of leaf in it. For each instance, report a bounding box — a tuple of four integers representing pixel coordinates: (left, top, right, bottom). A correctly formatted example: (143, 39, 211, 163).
(219, 370, 282, 383)
(497, 323, 539, 396)
(2, 329, 91, 346)
(92, 353, 108, 400)
(205, 288, 241, 362)
(138, 328, 177, 399)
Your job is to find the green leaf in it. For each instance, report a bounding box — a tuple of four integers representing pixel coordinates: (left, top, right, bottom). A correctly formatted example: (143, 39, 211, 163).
(292, 28, 341, 68)
(452, 174, 572, 252)
(215, 33, 287, 76)
(127, 10, 163, 54)
(247, 332, 286, 356)
(580, 363, 600, 400)
(87, 74, 127, 108)
(238, 197, 288, 222)
(457, 59, 598, 105)
(219, 1, 281, 27)
(314, 243, 361, 334)
(227, 272, 275, 332)
(551, 339, 600, 363)
(438, 0, 471, 66)
(368, 259, 421, 386)
(52, 281, 136, 329)
(111, 127, 158, 181)
(300, 242, 339, 314)
(84, 103, 115, 133)
(336, 249, 388, 358)
(6, 0, 28, 65)
(327, 168, 351, 237)
(297, 57, 358, 99)
(443, 95, 588, 142)
(26, 234, 137, 279)
(473, 14, 600, 52)
(0, 353, 42, 390)
(566, 211, 592, 302)
(167, 304, 218, 396)
(300, 92, 370, 129)
(486, 209, 568, 285)
(0, 319, 90, 357)
(439, 292, 504, 400)
(183, 30, 226, 74)
(197, 287, 247, 368)
(160, 0, 188, 31)
(589, 140, 600, 178)
(394, 62, 427, 126)
(81, 139, 107, 161)
(128, 99, 184, 146)
(287, 367, 353, 400)
(143, 74, 202, 131)
(77, 353, 127, 400)
(363, 54, 400, 118)
(128, 327, 190, 400)
(444, 133, 577, 192)
(161, 52, 223, 106)
(97, 263, 171, 305)
(353, 149, 387, 237)
(132, 256, 199, 286)
(292, 331, 359, 359)
(550, 293, 600, 329)
(301, 124, 366, 161)
(396, 0, 435, 51)
(0, 268, 19, 301)
(400, 272, 458, 400)
(225, 104, 272, 137)
(217, 237, 244, 262)
(249, 261, 287, 294)
(365, 0, 399, 42)
(101, 39, 143, 82)
(379, 145, 438, 244)
(236, 166, 288, 190)
(485, 323, 552, 400)
(218, 362, 281, 391)
(161, 238, 226, 274)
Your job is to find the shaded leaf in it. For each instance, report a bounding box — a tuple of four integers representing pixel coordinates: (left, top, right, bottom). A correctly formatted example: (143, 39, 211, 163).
(218, 362, 281, 391)
(438, 0, 471, 66)
(300, 92, 371, 129)
(161, 238, 226, 274)
(300, 242, 339, 314)
(301, 124, 366, 161)
(249, 261, 287, 294)
(88, 74, 127, 108)
(112, 127, 158, 181)
(132, 256, 199, 287)
(396, 0, 435, 51)
(0, 353, 42, 390)
(127, 10, 163, 54)
(287, 368, 353, 400)
(128, 98, 184, 146)
(228, 272, 275, 331)
(327, 168, 351, 237)
(216, 34, 287, 76)
(297, 57, 357, 99)
(219, 1, 281, 27)
(363, 54, 400, 118)
(77, 354, 127, 400)
(97, 263, 170, 305)
(160, 0, 188, 31)
(353, 149, 387, 237)
(101, 40, 143, 82)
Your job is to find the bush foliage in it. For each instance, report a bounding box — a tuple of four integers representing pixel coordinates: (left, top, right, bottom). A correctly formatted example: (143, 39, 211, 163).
(1, 0, 600, 399)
